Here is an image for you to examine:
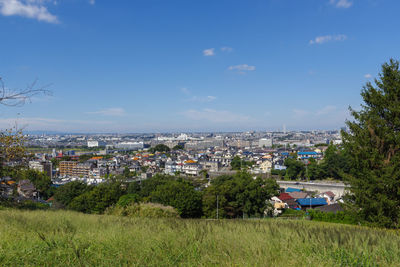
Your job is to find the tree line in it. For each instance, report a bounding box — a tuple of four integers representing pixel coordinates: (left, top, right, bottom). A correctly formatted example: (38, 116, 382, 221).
(51, 172, 279, 218)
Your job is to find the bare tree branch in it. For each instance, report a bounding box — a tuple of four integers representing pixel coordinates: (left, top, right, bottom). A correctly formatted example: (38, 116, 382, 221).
(0, 77, 52, 107)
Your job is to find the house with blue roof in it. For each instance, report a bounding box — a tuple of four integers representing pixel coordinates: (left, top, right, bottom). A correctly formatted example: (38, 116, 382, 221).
(285, 187, 302, 193)
(297, 151, 321, 160)
(296, 198, 327, 210)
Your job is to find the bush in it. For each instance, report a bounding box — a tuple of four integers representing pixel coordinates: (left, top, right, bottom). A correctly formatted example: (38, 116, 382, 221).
(280, 209, 305, 218)
(308, 210, 359, 225)
(106, 202, 179, 218)
(117, 194, 141, 207)
(17, 200, 50, 210)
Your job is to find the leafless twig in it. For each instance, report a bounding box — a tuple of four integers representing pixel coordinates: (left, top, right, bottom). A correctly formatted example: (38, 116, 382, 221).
(0, 77, 52, 107)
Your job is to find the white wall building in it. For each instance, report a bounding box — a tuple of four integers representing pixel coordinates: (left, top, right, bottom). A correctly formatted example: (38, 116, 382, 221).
(258, 138, 273, 148)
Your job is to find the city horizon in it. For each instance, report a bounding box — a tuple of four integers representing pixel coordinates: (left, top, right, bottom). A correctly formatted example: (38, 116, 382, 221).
(2, 0, 399, 132)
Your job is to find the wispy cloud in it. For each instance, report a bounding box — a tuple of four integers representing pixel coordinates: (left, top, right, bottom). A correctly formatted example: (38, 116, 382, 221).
(309, 34, 347, 45)
(329, 0, 353, 8)
(87, 107, 126, 116)
(0, 117, 113, 131)
(293, 109, 310, 118)
(89, 0, 95, 5)
(294, 106, 338, 118)
(203, 48, 215, 56)
(180, 87, 216, 102)
(316, 105, 337, 116)
(289, 105, 349, 129)
(221, 46, 233, 53)
(180, 87, 190, 95)
(364, 74, 372, 79)
(228, 64, 256, 74)
(187, 95, 217, 103)
(183, 109, 251, 123)
(0, 0, 58, 23)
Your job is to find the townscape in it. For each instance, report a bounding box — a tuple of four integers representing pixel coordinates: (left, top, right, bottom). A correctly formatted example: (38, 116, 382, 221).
(1, 0, 400, 265)
(1, 130, 346, 217)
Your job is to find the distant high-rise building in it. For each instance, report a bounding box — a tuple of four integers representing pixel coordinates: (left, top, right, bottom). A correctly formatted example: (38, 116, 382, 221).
(283, 124, 287, 134)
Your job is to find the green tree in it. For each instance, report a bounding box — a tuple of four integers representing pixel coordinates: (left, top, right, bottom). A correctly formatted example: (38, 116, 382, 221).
(123, 166, 131, 178)
(53, 181, 92, 207)
(149, 144, 170, 153)
(342, 59, 400, 228)
(319, 144, 350, 180)
(284, 158, 305, 180)
(127, 181, 141, 194)
(150, 180, 203, 218)
(306, 158, 323, 180)
(202, 171, 279, 218)
(172, 144, 184, 150)
(19, 169, 53, 199)
(139, 174, 175, 198)
(231, 156, 253, 170)
(68, 182, 124, 213)
(117, 194, 141, 207)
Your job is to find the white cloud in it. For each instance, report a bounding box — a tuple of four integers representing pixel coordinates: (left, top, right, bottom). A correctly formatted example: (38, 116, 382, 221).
(228, 64, 256, 72)
(203, 48, 215, 56)
(206, 95, 216, 101)
(0, 0, 58, 23)
(87, 108, 126, 116)
(183, 109, 251, 123)
(330, 0, 353, 8)
(364, 73, 372, 79)
(309, 34, 347, 45)
(89, 0, 95, 5)
(221, 46, 233, 53)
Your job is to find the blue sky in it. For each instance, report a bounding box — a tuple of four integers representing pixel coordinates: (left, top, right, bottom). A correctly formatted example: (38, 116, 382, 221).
(0, 0, 399, 133)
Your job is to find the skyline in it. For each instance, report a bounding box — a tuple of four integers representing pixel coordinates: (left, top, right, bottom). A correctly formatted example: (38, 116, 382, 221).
(1, 0, 400, 132)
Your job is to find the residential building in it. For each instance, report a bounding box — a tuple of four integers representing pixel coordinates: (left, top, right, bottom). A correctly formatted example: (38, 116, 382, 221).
(258, 138, 273, 148)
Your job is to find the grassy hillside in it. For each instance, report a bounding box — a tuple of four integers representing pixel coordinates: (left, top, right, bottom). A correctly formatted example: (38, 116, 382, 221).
(0, 209, 399, 266)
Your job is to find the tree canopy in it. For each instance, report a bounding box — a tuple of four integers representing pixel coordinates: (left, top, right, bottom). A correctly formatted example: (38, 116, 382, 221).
(342, 59, 400, 228)
(148, 144, 170, 153)
(54, 181, 92, 207)
(150, 180, 202, 218)
(230, 156, 254, 170)
(202, 171, 279, 218)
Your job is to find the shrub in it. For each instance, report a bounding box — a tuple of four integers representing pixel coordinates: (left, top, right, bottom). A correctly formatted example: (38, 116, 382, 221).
(106, 202, 180, 218)
(280, 209, 305, 218)
(117, 194, 141, 207)
(308, 210, 359, 225)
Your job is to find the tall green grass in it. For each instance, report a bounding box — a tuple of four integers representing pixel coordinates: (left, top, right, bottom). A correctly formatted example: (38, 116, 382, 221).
(0, 209, 399, 266)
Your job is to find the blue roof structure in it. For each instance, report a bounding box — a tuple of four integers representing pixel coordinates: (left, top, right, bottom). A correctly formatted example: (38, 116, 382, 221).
(285, 187, 302, 193)
(298, 151, 318, 155)
(296, 198, 327, 207)
(281, 152, 289, 156)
